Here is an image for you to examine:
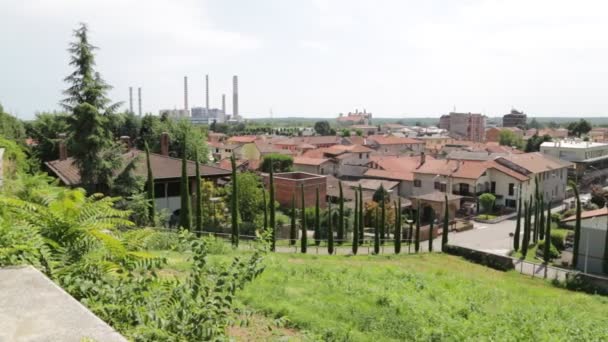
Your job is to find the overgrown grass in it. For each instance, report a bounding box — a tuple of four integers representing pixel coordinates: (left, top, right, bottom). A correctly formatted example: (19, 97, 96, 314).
(237, 253, 608, 341)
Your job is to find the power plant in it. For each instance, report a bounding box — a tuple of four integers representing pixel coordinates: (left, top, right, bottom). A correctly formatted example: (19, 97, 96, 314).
(128, 87, 133, 114)
(137, 87, 142, 116)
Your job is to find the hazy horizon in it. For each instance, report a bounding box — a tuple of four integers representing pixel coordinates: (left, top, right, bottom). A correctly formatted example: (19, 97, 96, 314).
(2, 0, 608, 119)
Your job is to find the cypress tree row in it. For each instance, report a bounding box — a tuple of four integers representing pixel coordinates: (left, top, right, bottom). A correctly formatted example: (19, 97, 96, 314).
(408, 208, 414, 252)
(327, 201, 334, 255)
(415, 201, 421, 253)
(373, 207, 380, 254)
(513, 194, 522, 252)
(380, 186, 386, 244)
(543, 201, 552, 264)
(229, 154, 238, 247)
(315, 187, 321, 246)
(441, 194, 449, 252)
(262, 189, 268, 232)
(603, 204, 608, 274)
(428, 208, 434, 252)
(521, 199, 530, 258)
(194, 148, 203, 236)
(358, 186, 364, 244)
(533, 176, 540, 244)
(338, 181, 345, 244)
(179, 141, 192, 230)
(395, 198, 401, 254)
(571, 180, 582, 268)
(290, 194, 296, 246)
(269, 159, 276, 251)
(300, 184, 307, 253)
(144, 142, 155, 226)
(539, 194, 545, 241)
(352, 191, 359, 255)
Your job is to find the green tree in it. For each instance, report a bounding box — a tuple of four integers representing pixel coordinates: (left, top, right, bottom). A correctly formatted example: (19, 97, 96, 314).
(522, 200, 530, 258)
(428, 208, 435, 252)
(478, 193, 496, 214)
(514, 195, 522, 252)
(528, 118, 543, 129)
(539, 195, 545, 241)
(394, 199, 401, 254)
(260, 153, 293, 173)
(290, 194, 297, 246)
(499, 129, 523, 149)
(544, 202, 552, 264)
(230, 155, 239, 247)
(269, 160, 276, 251)
(194, 148, 203, 235)
(327, 201, 334, 254)
(359, 186, 364, 244)
(313, 120, 332, 136)
(380, 186, 386, 244)
(62, 23, 121, 193)
(262, 189, 268, 231)
(441, 194, 449, 252)
(352, 190, 359, 255)
(315, 187, 321, 246)
(571, 181, 582, 268)
(300, 184, 307, 253)
(374, 207, 380, 254)
(338, 181, 345, 244)
(26, 112, 70, 163)
(179, 142, 192, 230)
(226, 172, 264, 224)
(525, 134, 552, 153)
(415, 202, 421, 253)
(0, 104, 26, 141)
(144, 142, 156, 226)
(340, 128, 351, 137)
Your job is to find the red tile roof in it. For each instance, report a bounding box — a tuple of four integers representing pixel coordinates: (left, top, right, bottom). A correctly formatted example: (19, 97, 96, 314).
(294, 157, 330, 166)
(227, 135, 258, 144)
(562, 207, 608, 223)
(367, 135, 423, 145)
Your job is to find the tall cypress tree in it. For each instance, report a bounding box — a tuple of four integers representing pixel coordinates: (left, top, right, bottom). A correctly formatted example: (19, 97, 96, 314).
(269, 158, 276, 251)
(428, 208, 434, 252)
(301, 184, 307, 253)
(415, 201, 421, 253)
(539, 194, 545, 241)
(571, 181, 582, 268)
(179, 140, 192, 230)
(262, 189, 268, 232)
(441, 194, 449, 252)
(327, 201, 334, 254)
(315, 187, 321, 246)
(144, 142, 155, 226)
(290, 194, 296, 246)
(374, 207, 380, 254)
(543, 201, 552, 264)
(380, 187, 386, 245)
(352, 190, 359, 255)
(514, 194, 522, 252)
(533, 176, 540, 244)
(194, 148, 202, 236)
(394, 199, 401, 254)
(603, 204, 608, 274)
(338, 181, 345, 244)
(229, 154, 238, 246)
(522, 199, 530, 258)
(408, 208, 414, 249)
(358, 185, 364, 244)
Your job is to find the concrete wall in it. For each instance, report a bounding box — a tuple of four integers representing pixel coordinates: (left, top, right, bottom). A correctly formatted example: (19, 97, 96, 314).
(575, 216, 608, 275)
(264, 172, 327, 209)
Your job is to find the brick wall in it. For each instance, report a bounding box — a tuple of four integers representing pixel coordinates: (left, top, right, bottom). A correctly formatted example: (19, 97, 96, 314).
(263, 172, 327, 209)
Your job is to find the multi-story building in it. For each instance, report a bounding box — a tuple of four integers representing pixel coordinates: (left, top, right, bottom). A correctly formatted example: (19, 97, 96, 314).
(540, 140, 608, 185)
(337, 109, 372, 126)
(191, 107, 226, 124)
(503, 109, 527, 128)
(439, 112, 487, 142)
(365, 135, 425, 156)
(159, 109, 190, 118)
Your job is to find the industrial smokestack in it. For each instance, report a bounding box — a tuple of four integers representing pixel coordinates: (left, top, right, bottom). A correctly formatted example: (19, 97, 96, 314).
(137, 87, 142, 116)
(184, 76, 189, 111)
(221, 94, 226, 114)
(232, 75, 239, 118)
(129, 87, 133, 114)
(205, 74, 209, 112)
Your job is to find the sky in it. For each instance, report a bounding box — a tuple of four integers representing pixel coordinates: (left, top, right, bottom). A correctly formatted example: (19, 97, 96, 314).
(1, 0, 608, 119)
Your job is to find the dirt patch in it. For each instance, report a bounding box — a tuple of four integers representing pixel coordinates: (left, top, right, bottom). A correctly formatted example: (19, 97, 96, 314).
(227, 312, 305, 341)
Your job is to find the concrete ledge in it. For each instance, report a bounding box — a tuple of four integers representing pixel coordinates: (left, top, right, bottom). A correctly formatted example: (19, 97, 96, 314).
(0, 266, 126, 342)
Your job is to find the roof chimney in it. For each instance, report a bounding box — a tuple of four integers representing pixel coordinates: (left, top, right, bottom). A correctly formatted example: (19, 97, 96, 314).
(420, 151, 426, 166)
(160, 132, 170, 156)
(58, 133, 67, 161)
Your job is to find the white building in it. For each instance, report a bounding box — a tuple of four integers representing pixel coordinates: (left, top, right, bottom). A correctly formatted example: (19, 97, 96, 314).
(540, 140, 608, 163)
(562, 207, 608, 275)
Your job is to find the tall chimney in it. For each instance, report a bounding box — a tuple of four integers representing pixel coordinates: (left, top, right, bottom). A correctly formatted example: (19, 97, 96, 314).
(205, 74, 209, 113)
(138, 87, 142, 116)
(129, 87, 133, 114)
(420, 151, 426, 167)
(160, 132, 170, 156)
(184, 76, 189, 111)
(232, 75, 239, 118)
(58, 133, 67, 161)
(221, 94, 226, 114)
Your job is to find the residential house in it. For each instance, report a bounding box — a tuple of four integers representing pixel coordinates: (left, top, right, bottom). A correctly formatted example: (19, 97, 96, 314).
(561, 207, 608, 274)
(293, 157, 336, 175)
(363, 154, 430, 197)
(365, 135, 425, 156)
(209, 141, 244, 161)
(302, 144, 373, 177)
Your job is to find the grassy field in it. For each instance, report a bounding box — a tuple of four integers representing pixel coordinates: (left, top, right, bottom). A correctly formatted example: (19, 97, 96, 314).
(152, 246, 608, 341)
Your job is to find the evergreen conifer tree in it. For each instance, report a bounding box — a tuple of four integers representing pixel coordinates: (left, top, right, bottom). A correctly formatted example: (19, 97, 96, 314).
(194, 148, 202, 236)
(269, 158, 276, 251)
(374, 207, 380, 254)
(571, 181, 582, 267)
(359, 186, 364, 244)
(428, 208, 434, 252)
(441, 194, 449, 252)
(328, 201, 334, 254)
(522, 200, 530, 258)
(179, 141, 192, 230)
(338, 181, 345, 244)
(352, 190, 359, 255)
(315, 187, 321, 246)
(301, 184, 307, 253)
(543, 201, 552, 264)
(415, 201, 421, 253)
(144, 142, 155, 226)
(229, 154, 238, 246)
(514, 194, 522, 252)
(380, 187, 386, 245)
(290, 194, 296, 246)
(394, 199, 402, 254)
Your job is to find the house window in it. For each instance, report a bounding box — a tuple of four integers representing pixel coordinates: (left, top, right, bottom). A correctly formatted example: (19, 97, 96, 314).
(320, 168, 324, 175)
(434, 181, 441, 190)
(154, 183, 166, 198)
(491, 182, 496, 194)
(505, 199, 516, 208)
(440, 183, 447, 192)
(359, 153, 362, 159)
(508, 183, 515, 196)
(459, 183, 469, 195)
(414, 179, 421, 187)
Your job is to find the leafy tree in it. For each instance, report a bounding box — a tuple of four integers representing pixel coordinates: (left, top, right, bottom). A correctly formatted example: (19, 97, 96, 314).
(262, 189, 268, 232)
(441, 194, 449, 251)
(269, 160, 276, 251)
(260, 153, 293, 173)
(394, 199, 401, 254)
(144, 142, 155, 226)
(340, 128, 351, 137)
(522, 199, 530, 258)
(300, 184, 307, 253)
(374, 207, 380, 254)
(25, 111, 70, 163)
(194, 148, 203, 235)
(499, 129, 523, 149)
(315, 188, 321, 246)
(62, 23, 121, 193)
(290, 194, 297, 246)
(0, 104, 26, 141)
(352, 190, 359, 255)
(478, 193, 496, 214)
(539, 195, 545, 241)
(415, 202, 421, 253)
(567, 119, 592, 137)
(571, 181, 582, 268)
(527, 118, 543, 130)
(514, 195, 522, 252)
(338, 181, 345, 244)
(380, 186, 386, 244)
(544, 201, 552, 264)
(355, 129, 363, 137)
(226, 172, 264, 224)
(327, 201, 334, 254)
(428, 207, 435, 252)
(525, 134, 552, 152)
(373, 184, 390, 203)
(314, 120, 332, 136)
(359, 185, 364, 244)
(179, 143, 192, 230)
(230, 155, 239, 246)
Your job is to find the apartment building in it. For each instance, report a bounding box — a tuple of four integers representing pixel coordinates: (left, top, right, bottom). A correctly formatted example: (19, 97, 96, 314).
(439, 112, 487, 142)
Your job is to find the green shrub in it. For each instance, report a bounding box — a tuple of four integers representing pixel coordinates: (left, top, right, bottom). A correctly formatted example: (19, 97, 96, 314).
(550, 230, 567, 250)
(535, 240, 560, 259)
(202, 236, 231, 254)
(443, 244, 514, 271)
(562, 208, 576, 219)
(550, 212, 562, 223)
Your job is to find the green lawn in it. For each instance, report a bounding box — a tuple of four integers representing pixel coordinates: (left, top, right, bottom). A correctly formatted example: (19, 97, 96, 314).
(238, 253, 608, 341)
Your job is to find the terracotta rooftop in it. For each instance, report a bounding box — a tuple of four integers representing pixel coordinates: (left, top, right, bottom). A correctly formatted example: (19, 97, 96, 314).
(217, 158, 249, 171)
(411, 191, 462, 202)
(227, 135, 258, 144)
(365, 155, 431, 181)
(413, 158, 529, 181)
(367, 135, 423, 145)
(500, 152, 572, 174)
(562, 207, 608, 223)
(46, 150, 230, 186)
(327, 144, 374, 153)
(294, 157, 330, 166)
